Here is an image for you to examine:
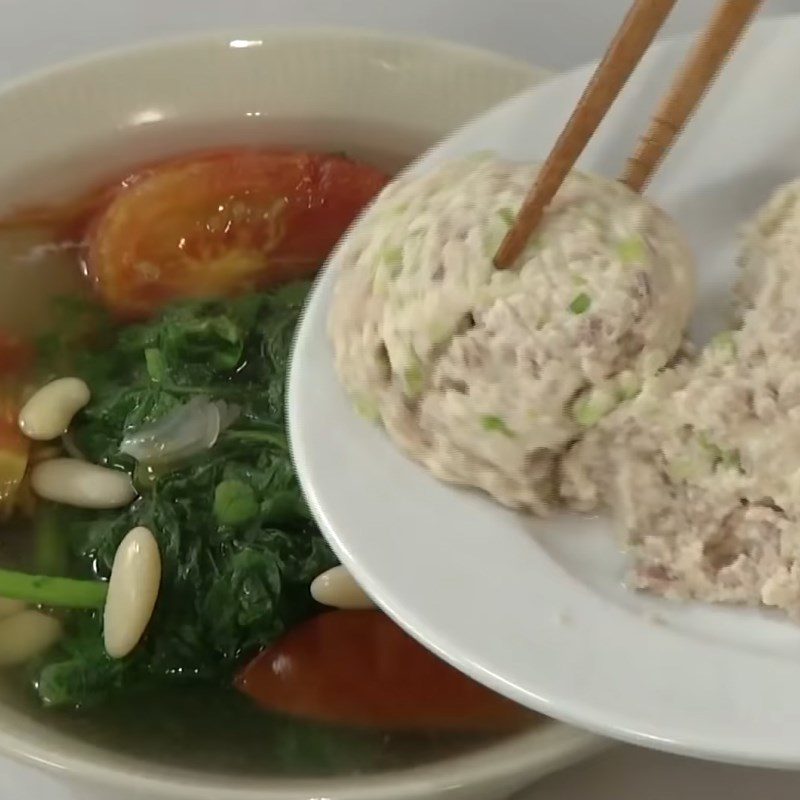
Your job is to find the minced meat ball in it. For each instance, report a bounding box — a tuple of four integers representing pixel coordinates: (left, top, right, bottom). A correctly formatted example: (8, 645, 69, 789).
(330, 155, 695, 513)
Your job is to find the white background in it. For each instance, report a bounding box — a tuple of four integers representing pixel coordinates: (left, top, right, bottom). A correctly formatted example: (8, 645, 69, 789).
(1, 0, 800, 797)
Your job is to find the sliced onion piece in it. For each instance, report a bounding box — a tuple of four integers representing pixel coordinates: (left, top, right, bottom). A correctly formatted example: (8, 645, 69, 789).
(119, 397, 239, 466)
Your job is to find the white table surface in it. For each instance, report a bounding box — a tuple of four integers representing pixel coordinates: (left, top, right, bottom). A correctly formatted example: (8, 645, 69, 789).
(2, 0, 800, 797)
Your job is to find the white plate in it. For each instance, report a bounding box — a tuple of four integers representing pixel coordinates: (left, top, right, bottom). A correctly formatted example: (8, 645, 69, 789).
(290, 14, 800, 769)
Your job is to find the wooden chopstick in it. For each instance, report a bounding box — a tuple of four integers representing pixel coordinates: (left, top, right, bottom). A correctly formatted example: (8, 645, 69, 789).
(493, 0, 677, 269)
(621, 0, 763, 192)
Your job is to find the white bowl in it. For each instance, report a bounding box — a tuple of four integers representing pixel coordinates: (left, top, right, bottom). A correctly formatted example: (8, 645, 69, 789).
(0, 27, 604, 800)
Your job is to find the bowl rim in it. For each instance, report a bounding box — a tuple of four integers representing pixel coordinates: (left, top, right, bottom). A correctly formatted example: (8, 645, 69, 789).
(0, 24, 539, 105)
(3, 717, 604, 800)
(0, 24, 604, 800)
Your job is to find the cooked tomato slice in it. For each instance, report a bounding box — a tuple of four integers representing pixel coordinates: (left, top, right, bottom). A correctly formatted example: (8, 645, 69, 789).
(235, 610, 533, 732)
(85, 149, 388, 318)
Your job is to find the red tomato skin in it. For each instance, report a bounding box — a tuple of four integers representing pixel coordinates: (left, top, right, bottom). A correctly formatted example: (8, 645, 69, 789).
(235, 610, 533, 733)
(84, 149, 389, 319)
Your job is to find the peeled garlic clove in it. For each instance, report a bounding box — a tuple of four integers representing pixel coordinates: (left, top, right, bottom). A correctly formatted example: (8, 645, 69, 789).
(0, 610, 62, 666)
(18, 378, 90, 441)
(104, 526, 161, 659)
(311, 565, 376, 610)
(31, 458, 136, 509)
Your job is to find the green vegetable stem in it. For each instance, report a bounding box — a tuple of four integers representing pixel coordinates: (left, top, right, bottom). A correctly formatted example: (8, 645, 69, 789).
(0, 569, 106, 608)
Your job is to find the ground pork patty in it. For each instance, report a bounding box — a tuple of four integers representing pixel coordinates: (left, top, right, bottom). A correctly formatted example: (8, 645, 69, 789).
(737, 177, 800, 316)
(563, 177, 800, 618)
(329, 155, 695, 513)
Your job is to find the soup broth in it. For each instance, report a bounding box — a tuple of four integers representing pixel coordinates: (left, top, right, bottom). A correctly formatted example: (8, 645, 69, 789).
(9, 681, 504, 777)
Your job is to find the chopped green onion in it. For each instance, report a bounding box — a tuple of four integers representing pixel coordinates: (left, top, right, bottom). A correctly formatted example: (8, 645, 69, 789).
(373, 246, 404, 291)
(569, 292, 591, 314)
(145, 348, 166, 383)
(497, 207, 516, 226)
(403, 362, 425, 399)
(615, 371, 641, 402)
(573, 399, 605, 427)
(719, 449, 742, 471)
(481, 414, 514, 436)
(572, 387, 618, 427)
(381, 247, 403, 278)
(616, 236, 647, 264)
(214, 480, 259, 526)
(697, 432, 741, 472)
(711, 330, 737, 357)
(697, 431, 717, 453)
(353, 394, 380, 422)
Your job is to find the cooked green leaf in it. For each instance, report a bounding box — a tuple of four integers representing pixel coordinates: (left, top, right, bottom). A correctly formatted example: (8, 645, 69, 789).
(31, 283, 337, 707)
